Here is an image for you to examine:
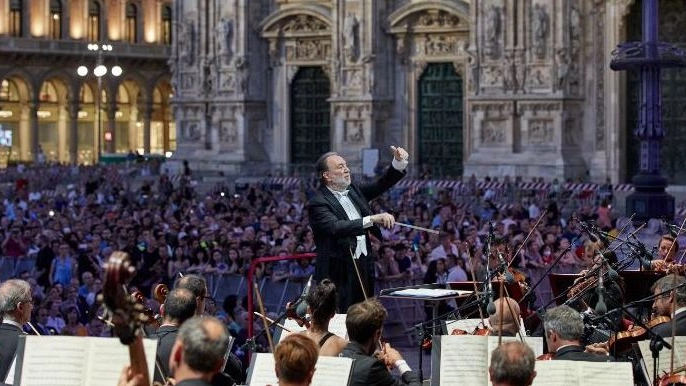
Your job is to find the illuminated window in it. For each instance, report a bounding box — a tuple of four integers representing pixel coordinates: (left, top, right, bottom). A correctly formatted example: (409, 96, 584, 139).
(125, 3, 137, 43)
(162, 6, 172, 45)
(50, 0, 62, 39)
(88, 1, 101, 42)
(9, 0, 22, 37)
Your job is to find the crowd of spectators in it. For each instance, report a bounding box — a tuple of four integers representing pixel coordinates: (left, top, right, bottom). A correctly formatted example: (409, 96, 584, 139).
(0, 162, 621, 350)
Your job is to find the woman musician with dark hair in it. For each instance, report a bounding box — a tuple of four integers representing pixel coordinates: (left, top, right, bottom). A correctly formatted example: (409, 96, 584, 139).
(300, 279, 348, 356)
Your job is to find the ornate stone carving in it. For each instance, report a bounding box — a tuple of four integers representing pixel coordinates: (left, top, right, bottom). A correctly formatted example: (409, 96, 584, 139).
(183, 121, 201, 141)
(414, 61, 428, 75)
(531, 3, 550, 59)
(502, 51, 515, 91)
(417, 10, 462, 28)
(343, 69, 362, 89)
(482, 120, 506, 145)
(518, 102, 562, 114)
(343, 13, 359, 62)
(286, 39, 331, 61)
(528, 66, 550, 88)
(219, 120, 238, 143)
(345, 120, 365, 143)
(268, 39, 280, 67)
(594, 3, 606, 150)
(485, 5, 502, 58)
(235, 56, 249, 94)
(216, 17, 234, 64)
(182, 74, 197, 90)
(514, 50, 527, 93)
(482, 66, 503, 86)
(465, 46, 480, 94)
(220, 71, 236, 90)
(180, 20, 196, 66)
(281, 15, 329, 33)
(528, 119, 553, 145)
(555, 48, 569, 90)
(424, 34, 458, 56)
(472, 103, 513, 117)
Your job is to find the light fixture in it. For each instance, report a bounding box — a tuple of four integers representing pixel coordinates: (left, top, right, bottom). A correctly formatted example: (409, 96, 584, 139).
(37, 110, 52, 118)
(0, 110, 13, 118)
(111, 65, 122, 77)
(78, 110, 88, 119)
(94, 65, 107, 77)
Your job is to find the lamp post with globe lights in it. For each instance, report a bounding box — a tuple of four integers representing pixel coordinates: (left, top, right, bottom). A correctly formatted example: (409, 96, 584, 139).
(77, 43, 122, 163)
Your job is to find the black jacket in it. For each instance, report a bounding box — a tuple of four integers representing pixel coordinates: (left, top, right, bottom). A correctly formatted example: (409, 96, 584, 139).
(307, 166, 404, 311)
(340, 341, 421, 386)
(653, 310, 686, 338)
(0, 323, 25, 381)
(555, 345, 613, 362)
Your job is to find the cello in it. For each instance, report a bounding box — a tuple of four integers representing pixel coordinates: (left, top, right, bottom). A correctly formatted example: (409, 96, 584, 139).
(101, 251, 152, 385)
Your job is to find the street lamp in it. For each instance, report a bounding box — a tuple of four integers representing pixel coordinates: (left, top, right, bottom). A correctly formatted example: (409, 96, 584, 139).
(77, 43, 121, 164)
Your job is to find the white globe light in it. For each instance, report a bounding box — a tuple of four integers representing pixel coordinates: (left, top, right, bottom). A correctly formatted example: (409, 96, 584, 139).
(94, 65, 107, 77)
(111, 65, 123, 77)
(77, 66, 88, 77)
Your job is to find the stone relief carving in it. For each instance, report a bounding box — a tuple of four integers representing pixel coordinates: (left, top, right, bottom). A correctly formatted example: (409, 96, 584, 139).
(482, 120, 506, 145)
(424, 34, 457, 56)
(502, 51, 515, 92)
(235, 56, 249, 94)
(518, 102, 561, 114)
(345, 120, 365, 143)
(216, 17, 234, 63)
(514, 50, 527, 93)
(343, 13, 359, 62)
(570, 6, 581, 48)
(472, 102, 513, 117)
(417, 10, 461, 28)
(531, 3, 550, 59)
(344, 69, 363, 89)
(485, 5, 502, 58)
(282, 15, 329, 33)
(219, 120, 238, 143)
(528, 67, 550, 88)
(220, 71, 235, 90)
(482, 66, 503, 86)
(182, 74, 197, 90)
(286, 39, 331, 61)
(528, 119, 553, 145)
(184, 121, 201, 141)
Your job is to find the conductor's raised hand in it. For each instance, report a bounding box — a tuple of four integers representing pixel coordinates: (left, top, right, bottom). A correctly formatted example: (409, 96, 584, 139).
(370, 213, 395, 229)
(390, 146, 409, 162)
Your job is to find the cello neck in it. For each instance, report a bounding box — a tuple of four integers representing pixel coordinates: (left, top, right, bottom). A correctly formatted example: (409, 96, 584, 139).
(128, 336, 151, 385)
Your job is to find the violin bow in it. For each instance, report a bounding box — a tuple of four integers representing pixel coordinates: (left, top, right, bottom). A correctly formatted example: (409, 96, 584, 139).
(666, 217, 686, 264)
(498, 284, 525, 343)
(254, 282, 276, 354)
(508, 210, 548, 269)
(253, 282, 274, 354)
(465, 243, 486, 328)
(670, 273, 678, 374)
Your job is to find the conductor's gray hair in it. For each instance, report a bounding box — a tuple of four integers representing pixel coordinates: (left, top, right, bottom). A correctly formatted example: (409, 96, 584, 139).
(0, 279, 31, 316)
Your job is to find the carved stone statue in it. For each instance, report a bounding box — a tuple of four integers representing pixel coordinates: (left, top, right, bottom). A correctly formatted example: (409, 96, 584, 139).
(555, 49, 569, 90)
(216, 17, 233, 61)
(465, 44, 480, 94)
(570, 6, 581, 43)
(514, 51, 527, 93)
(343, 12, 358, 62)
(486, 5, 501, 45)
(532, 4, 549, 59)
(180, 21, 196, 66)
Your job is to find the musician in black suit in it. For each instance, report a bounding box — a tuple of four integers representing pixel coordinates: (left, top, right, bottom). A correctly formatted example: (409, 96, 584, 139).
(150, 288, 196, 385)
(340, 299, 421, 386)
(651, 274, 686, 337)
(0, 279, 33, 381)
(308, 146, 408, 311)
(544, 305, 611, 362)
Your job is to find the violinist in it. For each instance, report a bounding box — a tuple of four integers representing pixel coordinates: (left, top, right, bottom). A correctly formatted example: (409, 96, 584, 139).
(489, 297, 521, 337)
(649, 235, 682, 272)
(543, 305, 611, 362)
(651, 274, 686, 337)
(150, 288, 197, 385)
(340, 299, 421, 386)
(300, 279, 348, 356)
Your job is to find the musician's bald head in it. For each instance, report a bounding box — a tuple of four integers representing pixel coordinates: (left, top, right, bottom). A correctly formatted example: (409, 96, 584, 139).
(488, 297, 521, 337)
(489, 341, 536, 386)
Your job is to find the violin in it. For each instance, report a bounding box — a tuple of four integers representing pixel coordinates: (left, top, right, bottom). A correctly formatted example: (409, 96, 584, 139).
(101, 251, 151, 386)
(450, 324, 490, 336)
(131, 290, 162, 327)
(607, 316, 670, 354)
(659, 365, 686, 386)
(153, 284, 169, 304)
(284, 301, 310, 329)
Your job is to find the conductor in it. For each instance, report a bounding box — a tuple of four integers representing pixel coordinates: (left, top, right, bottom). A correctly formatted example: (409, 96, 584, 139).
(308, 146, 408, 311)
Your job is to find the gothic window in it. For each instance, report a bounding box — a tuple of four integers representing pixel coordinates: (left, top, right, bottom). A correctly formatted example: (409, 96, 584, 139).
(87, 1, 101, 42)
(290, 67, 331, 167)
(417, 63, 464, 178)
(9, 0, 22, 37)
(162, 6, 172, 45)
(49, 0, 62, 39)
(125, 3, 138, 43)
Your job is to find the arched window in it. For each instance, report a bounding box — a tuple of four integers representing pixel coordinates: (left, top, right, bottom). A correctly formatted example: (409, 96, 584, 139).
(49, 0, 62, 39)
(87, 1, 101, 41)
(9, 0, 23, 37)
(162, 6, 172, 45)
(125, 3, 137, 43)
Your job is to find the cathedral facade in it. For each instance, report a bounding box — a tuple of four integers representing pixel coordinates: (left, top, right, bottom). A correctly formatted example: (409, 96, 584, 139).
(169, 1, 686, 183)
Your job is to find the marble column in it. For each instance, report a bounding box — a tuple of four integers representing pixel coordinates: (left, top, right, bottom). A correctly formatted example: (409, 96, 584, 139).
(68, 100, 79, 164)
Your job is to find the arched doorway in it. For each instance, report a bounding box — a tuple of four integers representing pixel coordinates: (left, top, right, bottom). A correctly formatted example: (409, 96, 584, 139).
(290, 66, 331, 168)
(626, 0, 686, 183)
(417, 62, 464, 178)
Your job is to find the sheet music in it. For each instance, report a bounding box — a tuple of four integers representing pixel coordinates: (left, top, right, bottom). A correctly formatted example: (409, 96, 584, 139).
(278, 314, 348, 342)
(638, 337, 686, 385)
(439, 335, 489, 385)
(249, 353, 353, 386)
(486, 336, 544, 365)
(533, 361, 633, 386)
(390, 288, 472, 298)
(17, 336, 158, 386)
